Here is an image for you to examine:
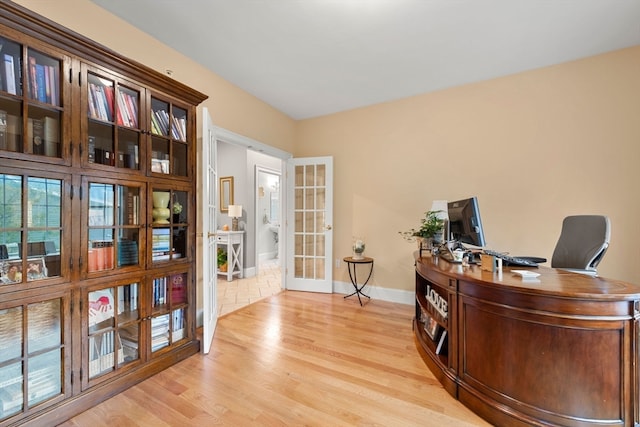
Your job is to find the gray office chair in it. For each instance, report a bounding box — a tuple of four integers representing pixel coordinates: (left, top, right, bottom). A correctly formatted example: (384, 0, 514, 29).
(551, 215, 611, 276)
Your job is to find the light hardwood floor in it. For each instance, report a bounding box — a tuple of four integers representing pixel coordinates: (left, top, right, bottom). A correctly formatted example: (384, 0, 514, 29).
(59, 291, 490, 426)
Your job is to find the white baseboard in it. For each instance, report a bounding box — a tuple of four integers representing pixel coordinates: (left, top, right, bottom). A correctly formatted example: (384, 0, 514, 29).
(332, 280, 414, 306)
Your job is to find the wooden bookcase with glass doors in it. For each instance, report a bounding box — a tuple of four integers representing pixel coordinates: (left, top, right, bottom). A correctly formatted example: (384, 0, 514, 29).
(0, 2, 207, 425)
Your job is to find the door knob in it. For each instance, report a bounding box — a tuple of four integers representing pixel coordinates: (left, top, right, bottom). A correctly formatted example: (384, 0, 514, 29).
(325, 225, 332, 230)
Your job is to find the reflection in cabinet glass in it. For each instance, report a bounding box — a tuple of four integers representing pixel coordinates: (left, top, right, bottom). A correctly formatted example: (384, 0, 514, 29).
(0, 174, 63, 284)
(0, 298, 63, 421)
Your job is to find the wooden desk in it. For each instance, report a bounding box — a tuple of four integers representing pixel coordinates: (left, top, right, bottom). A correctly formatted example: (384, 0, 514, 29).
(414, 253, 640, 427)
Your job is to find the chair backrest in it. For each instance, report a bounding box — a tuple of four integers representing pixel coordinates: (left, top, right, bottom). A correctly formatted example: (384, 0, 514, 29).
(551, 215, 611, 273)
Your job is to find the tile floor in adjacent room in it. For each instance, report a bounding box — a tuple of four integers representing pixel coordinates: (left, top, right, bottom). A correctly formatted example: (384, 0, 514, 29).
(217, 258, 283, 317)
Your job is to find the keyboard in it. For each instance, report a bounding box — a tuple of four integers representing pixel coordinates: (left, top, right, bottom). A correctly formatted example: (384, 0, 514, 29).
(483, 250, 539, 268)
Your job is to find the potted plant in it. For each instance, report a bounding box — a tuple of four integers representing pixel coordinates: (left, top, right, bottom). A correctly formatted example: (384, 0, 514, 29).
(399, 210, 446, 250)
(217, 248, 228, 272)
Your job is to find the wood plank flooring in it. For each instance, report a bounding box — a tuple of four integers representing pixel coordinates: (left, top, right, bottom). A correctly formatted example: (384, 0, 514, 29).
(59, 291, 490, 426)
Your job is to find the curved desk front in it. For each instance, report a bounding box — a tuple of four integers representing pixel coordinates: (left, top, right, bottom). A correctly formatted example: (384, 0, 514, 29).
(414, 254, 640, 427)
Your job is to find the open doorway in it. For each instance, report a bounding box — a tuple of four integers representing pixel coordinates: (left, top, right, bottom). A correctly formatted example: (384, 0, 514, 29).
(213, 128, 289, 316)
(255, 167, 281, 272)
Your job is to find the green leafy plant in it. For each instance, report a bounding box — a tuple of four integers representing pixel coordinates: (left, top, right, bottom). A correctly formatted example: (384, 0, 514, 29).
(399, 210, 445, 242)
(217, 248, 227, 268)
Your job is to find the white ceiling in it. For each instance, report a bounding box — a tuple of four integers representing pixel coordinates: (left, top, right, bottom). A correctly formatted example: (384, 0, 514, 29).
(89, 0, 640, 120)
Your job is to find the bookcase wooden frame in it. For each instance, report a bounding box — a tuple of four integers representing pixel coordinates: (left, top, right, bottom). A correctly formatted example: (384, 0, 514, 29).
(0, 2, 207, 426)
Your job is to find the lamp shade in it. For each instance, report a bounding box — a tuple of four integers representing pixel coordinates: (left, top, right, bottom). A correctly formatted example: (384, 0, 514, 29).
(228, 205, 242, 218)
(430, 200, 449, 220)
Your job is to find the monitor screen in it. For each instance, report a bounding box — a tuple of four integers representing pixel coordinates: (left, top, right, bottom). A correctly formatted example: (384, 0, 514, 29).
(447, 196, 486, 248)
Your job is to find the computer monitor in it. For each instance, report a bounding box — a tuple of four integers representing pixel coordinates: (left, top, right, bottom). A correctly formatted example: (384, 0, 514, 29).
(447, 196, 486, 248)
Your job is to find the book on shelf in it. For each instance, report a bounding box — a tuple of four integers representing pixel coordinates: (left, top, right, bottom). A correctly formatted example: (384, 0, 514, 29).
(152, 277, 167, 306)
(35, 63, 46, 102)
(435, 330, 448, 355)
(4, 53, 17, 95)
(87, 136, 96, 162)
(171, 273, 187, 304)
(28, 117, 44, 155)
(5, 113, 20, 152)
(43, 116, 59, 157)
(0, 110, 6, 150)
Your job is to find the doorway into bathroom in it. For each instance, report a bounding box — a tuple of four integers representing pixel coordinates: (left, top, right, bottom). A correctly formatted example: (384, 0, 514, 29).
(255, 167, 281, 272)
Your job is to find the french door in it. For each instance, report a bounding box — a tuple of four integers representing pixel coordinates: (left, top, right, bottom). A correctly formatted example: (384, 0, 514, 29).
(285, 157, 333, 293)
(201, 107, 217, 354)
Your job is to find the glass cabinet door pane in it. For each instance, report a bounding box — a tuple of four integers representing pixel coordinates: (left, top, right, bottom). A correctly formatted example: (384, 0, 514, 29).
(88, 288, 115, 333)
(0, 362, 23, 419)
(170, 273, 187, 305)
(172, 191, 187, 224)
(117, 128, 139, 170)
(152, 277, 168, 311)
(88, 183, 114, 272)
(27, 107, 60, 158)
(170, 106, 186, 142)
(171, 308, 185, 343)
(116, 283, 140, 365)
(151, 314, 169, 352)
(87, 73, 114, 123)
(27, 50, 60, 107)
(0, 99, 23, 153)
(27, 349, 61, 406)
(172, 142, 187, 176)
(150, 99, 169, 137)
(0, 306, 23, 363)
(0, 36, 22, 97)
(26, 177, 61, 280)
(151, 137, 169, 174)
(89, 330, 117, 378)
(116, 86, 139, 129)
(27, 299, 61, 353)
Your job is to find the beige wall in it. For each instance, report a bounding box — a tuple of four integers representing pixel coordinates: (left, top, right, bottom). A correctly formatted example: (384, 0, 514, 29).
(14, 0, 296, 152)
(17, 0, 640, 291)
(297, 46, 640, 288)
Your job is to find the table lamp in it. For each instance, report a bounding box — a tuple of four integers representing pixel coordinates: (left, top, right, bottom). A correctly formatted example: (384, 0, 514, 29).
(228, 205, 242, 231)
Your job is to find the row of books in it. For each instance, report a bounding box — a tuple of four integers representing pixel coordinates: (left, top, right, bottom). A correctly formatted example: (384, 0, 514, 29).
(150, 109, 187, 141)
(88, 82, 114, 122)
(151, 314, 170, 352)
(88, 330, 125, 378)
(88, 241, 114, 272)
(27, 56, 59, 106)
(118, 283, 139, 313)
(88, 83, 140, 129)
(117, 89, 139, 128)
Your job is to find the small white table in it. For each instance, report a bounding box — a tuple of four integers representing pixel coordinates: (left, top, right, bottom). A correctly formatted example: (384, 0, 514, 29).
(216, 230, 244, 281)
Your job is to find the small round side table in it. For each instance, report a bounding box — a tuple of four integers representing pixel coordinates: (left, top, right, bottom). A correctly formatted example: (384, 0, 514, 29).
(343, 256, 373, 306)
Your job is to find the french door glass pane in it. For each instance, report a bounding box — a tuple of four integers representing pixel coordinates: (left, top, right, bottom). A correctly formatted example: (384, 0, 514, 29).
(293, 164, 327, 279)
